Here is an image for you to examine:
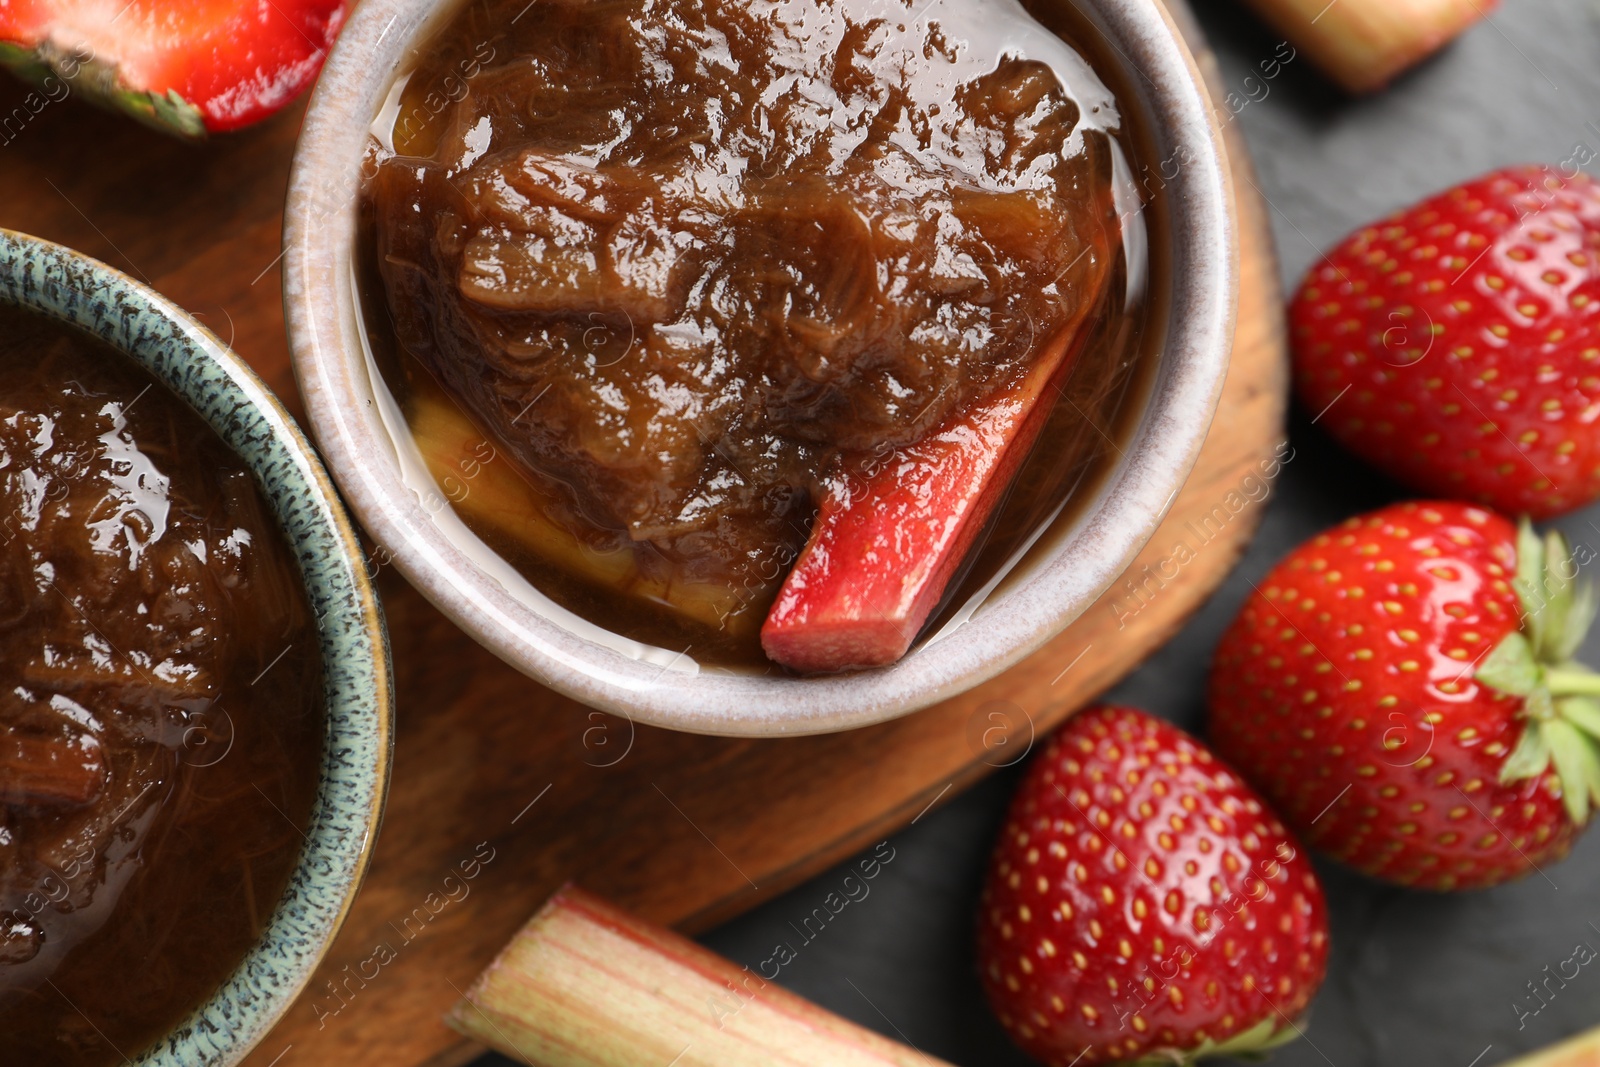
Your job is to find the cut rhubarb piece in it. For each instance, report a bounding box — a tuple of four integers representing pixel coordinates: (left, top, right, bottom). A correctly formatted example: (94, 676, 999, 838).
(0, 0, 348, 136)
(761, 321, 1096, 674)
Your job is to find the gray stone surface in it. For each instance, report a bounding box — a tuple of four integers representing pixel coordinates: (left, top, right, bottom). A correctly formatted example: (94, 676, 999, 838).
(479, 2, 1600, 1064)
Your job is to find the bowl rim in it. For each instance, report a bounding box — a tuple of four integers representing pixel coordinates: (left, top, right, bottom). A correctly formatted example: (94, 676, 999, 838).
(284, 0, 1237, 738)
(0, 229, 393, 1067)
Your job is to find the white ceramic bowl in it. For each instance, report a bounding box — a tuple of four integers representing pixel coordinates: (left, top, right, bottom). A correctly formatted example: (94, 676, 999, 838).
(284, 0, 1236, 737)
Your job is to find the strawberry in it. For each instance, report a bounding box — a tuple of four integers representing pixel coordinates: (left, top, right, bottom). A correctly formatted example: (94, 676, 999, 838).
(1291, 164, 1600, 519)
(1209, 501, 1600, 891)
(0, 0, 348, 136)
(977, 705, 1329, 1067)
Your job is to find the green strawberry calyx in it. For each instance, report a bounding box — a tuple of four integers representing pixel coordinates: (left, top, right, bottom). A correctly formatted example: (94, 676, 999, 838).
(1126, 1017, 1304, 1066)
(1476, 519, 1600, 825)
(0, 39, 207, 139)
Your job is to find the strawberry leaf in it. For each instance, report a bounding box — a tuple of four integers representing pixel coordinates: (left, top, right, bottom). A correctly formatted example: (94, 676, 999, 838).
(1515, 518, 1548, 653)
(1524, 686, 1556, 722)
(1250, 1021, 1309, 1055)
(1127, 1016, 1302, 1066)
(1508, 522, 1598, 667)
(1500, 722, 1552, 784)
(1541, 531, 1576, 659)
(1559, 696, 1600, 739)
(1477, 631, 1541, 696)
(1556, 577, 1600, 663)
(1544, 718, 1600, 825)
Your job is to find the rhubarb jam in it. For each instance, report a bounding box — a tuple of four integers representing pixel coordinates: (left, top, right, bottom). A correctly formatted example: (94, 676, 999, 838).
(0, 306, 325, 1065)
(364, 0, 1150, 667)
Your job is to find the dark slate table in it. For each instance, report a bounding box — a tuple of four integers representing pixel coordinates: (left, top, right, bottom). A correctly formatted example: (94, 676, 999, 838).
(481, 2, 1600, 1064)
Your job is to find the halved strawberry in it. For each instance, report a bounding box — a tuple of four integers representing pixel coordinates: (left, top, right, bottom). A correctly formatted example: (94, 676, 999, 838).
(0, 0, 348, 136)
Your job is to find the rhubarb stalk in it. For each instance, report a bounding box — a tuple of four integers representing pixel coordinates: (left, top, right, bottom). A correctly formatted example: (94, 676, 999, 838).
(1238, 0, 1494, 93)
(1504, 1023, 1600, 1067)
(447, 886, 954, 1067)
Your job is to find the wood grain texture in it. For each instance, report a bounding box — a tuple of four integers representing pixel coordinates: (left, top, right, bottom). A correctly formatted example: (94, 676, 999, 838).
(0, 8, 1286, 1066)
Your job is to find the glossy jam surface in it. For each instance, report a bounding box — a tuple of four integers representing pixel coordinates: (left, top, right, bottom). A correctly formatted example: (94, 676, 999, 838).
(0, 307, 324, 1066)
(367, 0, 1138, 663)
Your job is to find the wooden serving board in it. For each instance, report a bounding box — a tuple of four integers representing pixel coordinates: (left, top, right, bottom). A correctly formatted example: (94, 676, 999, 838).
(0, 8, 1286, 1065)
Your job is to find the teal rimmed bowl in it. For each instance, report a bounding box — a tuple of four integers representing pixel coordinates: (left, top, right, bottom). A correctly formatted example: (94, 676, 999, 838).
(0, 229, 393, 1066)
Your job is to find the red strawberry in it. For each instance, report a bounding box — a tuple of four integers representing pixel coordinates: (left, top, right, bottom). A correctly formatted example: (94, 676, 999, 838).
(977, 705, 1330, 1067)
(1292, 164, 1600, 519)
(0, 0, 348, 136)
(1209, 501, 1600, 891)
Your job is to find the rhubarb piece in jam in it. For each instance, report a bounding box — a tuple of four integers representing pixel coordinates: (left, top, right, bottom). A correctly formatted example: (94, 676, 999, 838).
(760, 310, 1107, 671)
